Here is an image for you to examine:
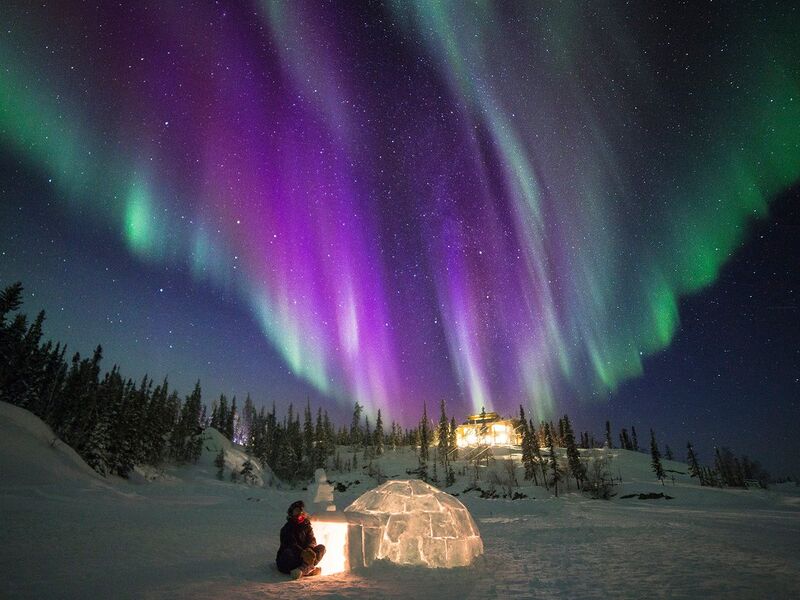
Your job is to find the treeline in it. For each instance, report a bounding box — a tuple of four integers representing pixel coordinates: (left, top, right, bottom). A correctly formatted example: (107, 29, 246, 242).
(0, 281, 772, 488)
(0, 282, 446, 483)
(515, 407, 585, 497)
(0, 283, 204, 477)
(685, 442, 770, 488)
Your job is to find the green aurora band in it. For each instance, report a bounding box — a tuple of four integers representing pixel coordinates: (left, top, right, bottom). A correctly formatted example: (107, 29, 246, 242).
(1, 1, 798, 419)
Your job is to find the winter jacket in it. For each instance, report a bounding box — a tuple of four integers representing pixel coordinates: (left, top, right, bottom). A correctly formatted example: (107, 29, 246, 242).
(275, 516, 317, 573)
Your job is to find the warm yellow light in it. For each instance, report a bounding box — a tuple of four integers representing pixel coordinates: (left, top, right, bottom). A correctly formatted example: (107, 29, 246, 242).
(312, 519, 348, 575)
(456, 420, 520, 447)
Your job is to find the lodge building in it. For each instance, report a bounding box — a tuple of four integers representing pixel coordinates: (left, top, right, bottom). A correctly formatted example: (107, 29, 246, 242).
(454, 411, 521, 447)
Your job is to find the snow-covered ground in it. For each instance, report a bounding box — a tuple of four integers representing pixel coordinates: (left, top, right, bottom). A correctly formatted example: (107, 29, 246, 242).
(1, 401, 799, 599)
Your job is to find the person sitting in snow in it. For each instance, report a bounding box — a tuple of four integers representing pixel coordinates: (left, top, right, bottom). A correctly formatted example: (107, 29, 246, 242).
(276, 500, 326, 579)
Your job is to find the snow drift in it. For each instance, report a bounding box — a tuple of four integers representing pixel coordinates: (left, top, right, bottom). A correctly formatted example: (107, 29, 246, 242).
(0, 400, 102, 486)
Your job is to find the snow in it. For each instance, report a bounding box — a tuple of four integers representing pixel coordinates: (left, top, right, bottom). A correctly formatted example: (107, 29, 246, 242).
(1, 401, 799, 599)
(307, 468, 337, 514)
(0, 401, 104, 487)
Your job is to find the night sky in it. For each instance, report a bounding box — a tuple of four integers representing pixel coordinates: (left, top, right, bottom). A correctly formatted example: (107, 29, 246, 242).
(1, 2, 798, 473)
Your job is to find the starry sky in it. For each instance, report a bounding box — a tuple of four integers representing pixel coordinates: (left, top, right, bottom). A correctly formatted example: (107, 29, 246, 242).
(1, 2, 798, 473)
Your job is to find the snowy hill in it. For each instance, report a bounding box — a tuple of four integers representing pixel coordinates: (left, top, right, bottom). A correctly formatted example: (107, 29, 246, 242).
(129, 426, 278, 487)
(0, 400, 103, 486)
(0, 400, 276, 489)
(1, 402, 799, 599)
(194, 426, 277, 487)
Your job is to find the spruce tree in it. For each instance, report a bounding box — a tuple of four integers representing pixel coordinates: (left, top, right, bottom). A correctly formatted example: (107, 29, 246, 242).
(664, 444, 674, 461)
(84, 406, 112, 475)
(549, 420, 558, 447)
(446, 463, 456, 487)
(417, 454, 428, 483)
(545, 422, 561, 496)
(0, 281, 23, 325)
(528, 419, 550, 489)
(438, 400, 450, 465)
(287, 405, 303, 477)
(242, 394, 255, 449)
(363, 415, 372, 460)
(374, 409, 384, 456)
(338, 424, 349, 447)
(714, 447, 727, 486)
(127, 374, 151, 466)
(266, 402, 279, 468)
(214, 448, 225, 480)
(631, 426, 639, 451)
(170, 381, 203, 463)
(650, 429, 665, 485)
(272, 419, 290, 481)
(563, 414, 586, 490)
(240, 457, 256, 484)
(686, 442, 702, 483)
(519, 406, 537, 484)
(303, 401, 314, 466)
(210, 399, 220, 430)
(140, 378, 170, 466)
(620, 428, 632, 450)
(313, 407, 326, 468)
(251, 406, 267, 465)
(605, 420, 612, 448)
(323, 410, 334, 456)
(350, 401, 363, 451)
(705, 466, 718, 487)
(226, 396, 237, 441)
(714, 447, 744, 487)
(108, 377, 137, 476)
(216, 394, 228, 433)
(418, 402, 430, 462)
(732, 456, 745, 487)
(449, 416, 458, 460)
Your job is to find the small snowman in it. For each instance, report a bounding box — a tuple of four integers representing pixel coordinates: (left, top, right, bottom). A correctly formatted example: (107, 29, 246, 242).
(307, 468, 336, 514)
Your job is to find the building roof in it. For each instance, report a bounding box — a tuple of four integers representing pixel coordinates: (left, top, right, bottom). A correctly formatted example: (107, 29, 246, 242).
(464, 411, 501, 424)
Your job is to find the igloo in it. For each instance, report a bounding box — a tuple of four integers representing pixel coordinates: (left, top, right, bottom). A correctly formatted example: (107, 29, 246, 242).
(344, 479, 483, 568)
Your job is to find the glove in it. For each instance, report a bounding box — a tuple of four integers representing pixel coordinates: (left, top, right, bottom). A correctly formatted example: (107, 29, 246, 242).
(301, 548, 316, 566)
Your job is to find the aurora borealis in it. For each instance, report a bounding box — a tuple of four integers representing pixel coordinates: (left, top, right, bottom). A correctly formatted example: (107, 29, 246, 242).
(1, 2, 798, 466)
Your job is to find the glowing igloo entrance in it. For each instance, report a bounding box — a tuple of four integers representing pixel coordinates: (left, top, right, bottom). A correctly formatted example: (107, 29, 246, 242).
(344, 479, 483, 568)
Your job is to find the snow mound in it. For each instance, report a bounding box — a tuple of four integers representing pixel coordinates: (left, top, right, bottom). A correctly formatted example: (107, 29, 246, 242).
(0, 401, 101, 486)
(198, 428, 276, 487)
(345, 479, 483, 568)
